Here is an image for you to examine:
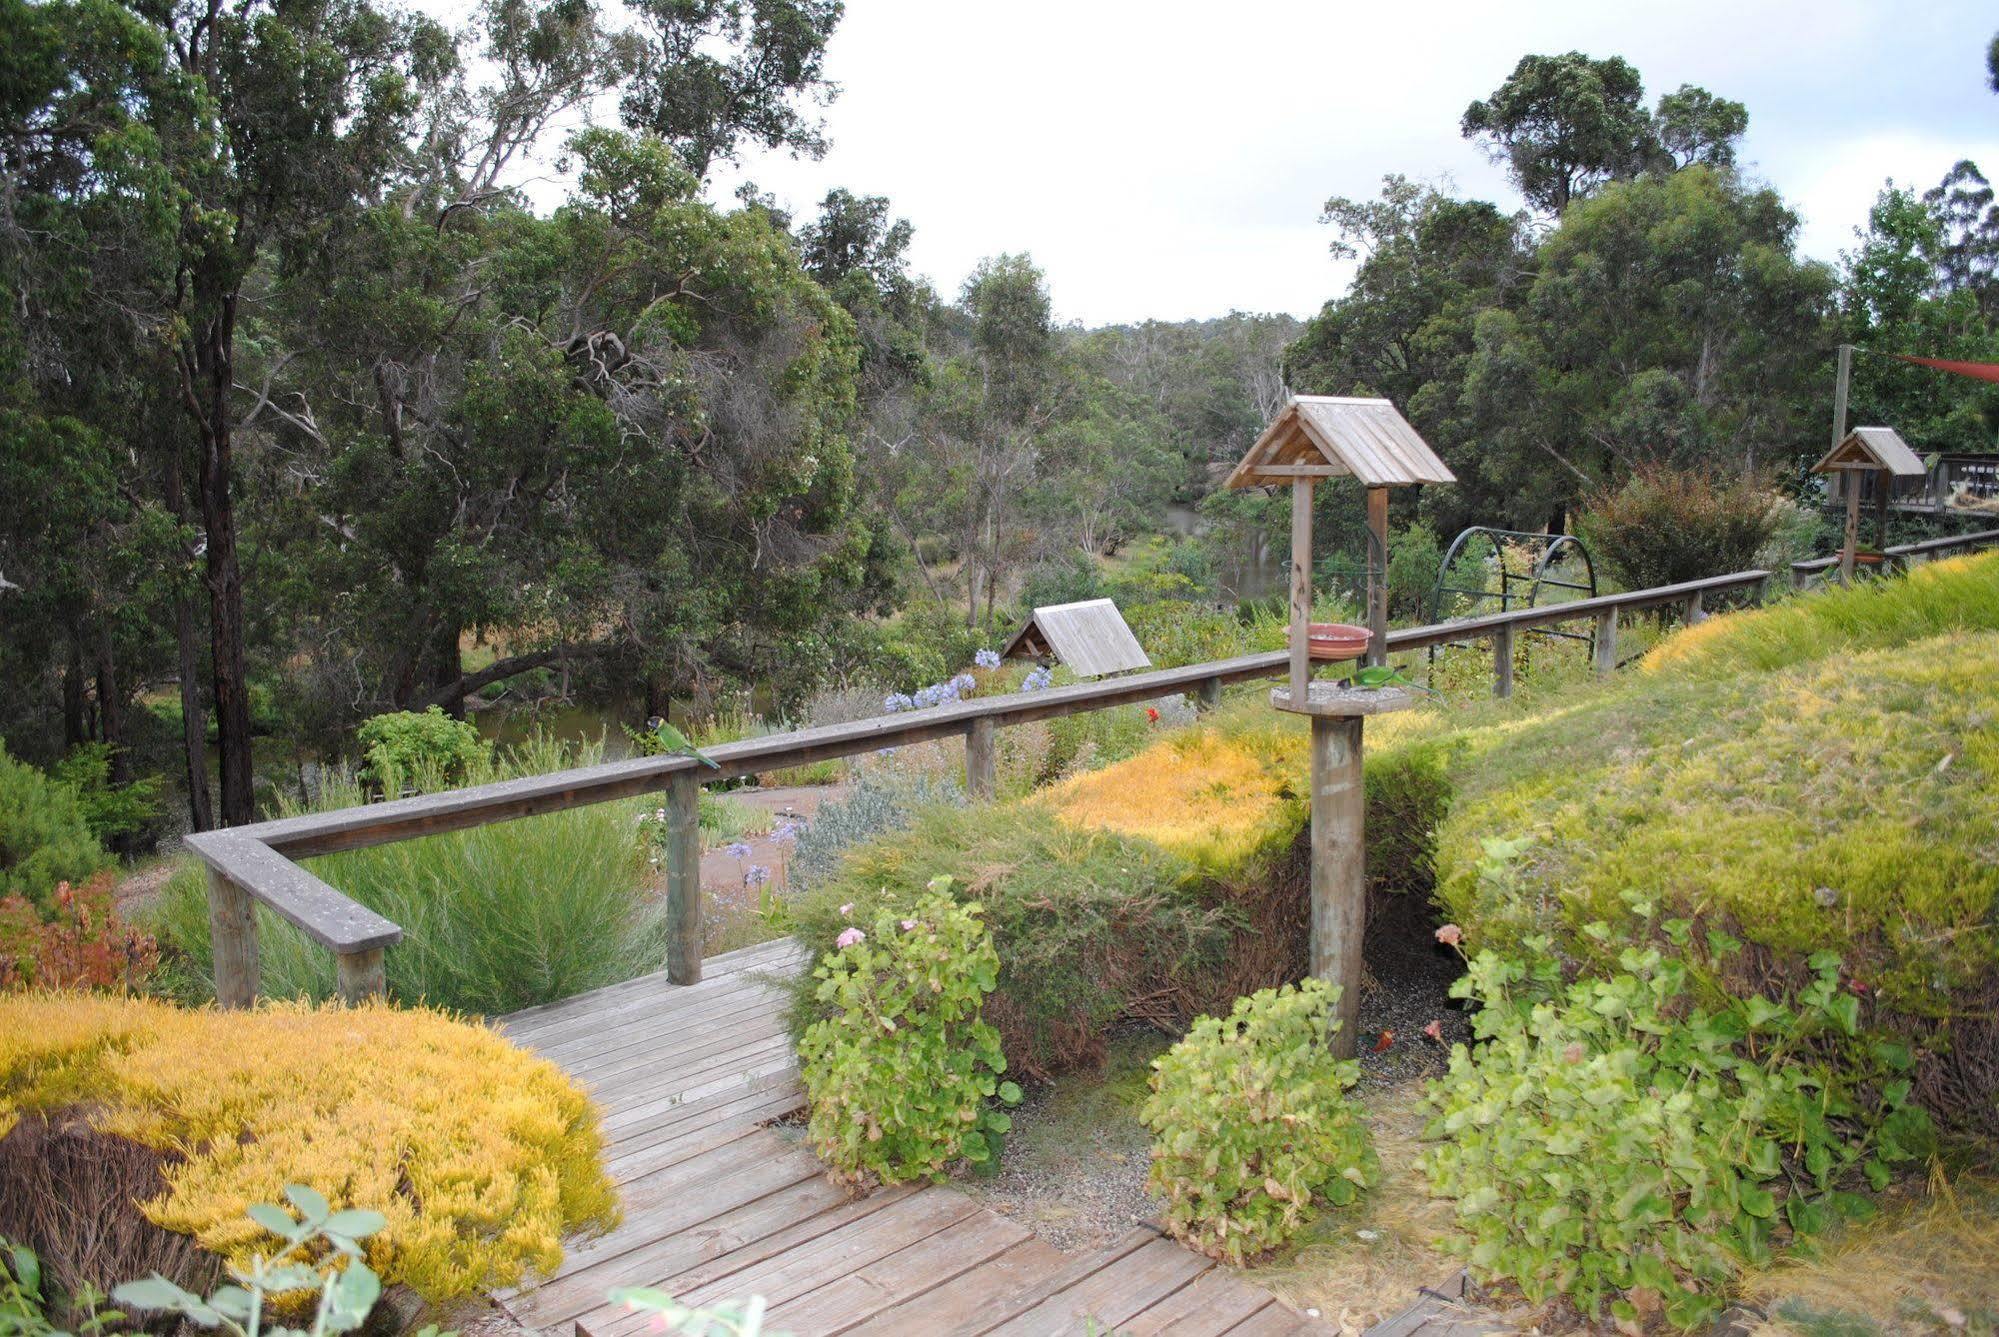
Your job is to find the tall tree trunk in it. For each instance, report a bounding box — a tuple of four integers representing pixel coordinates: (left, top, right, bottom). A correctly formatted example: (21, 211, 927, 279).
(164, 454, 215, 832)
(430, 621, 465, 719)
(63, 636, 87, 749)
(94, 620, 130, 786)
(191, 294, 256, 825)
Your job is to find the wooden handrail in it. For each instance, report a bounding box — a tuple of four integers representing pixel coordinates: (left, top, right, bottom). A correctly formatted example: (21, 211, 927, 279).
(1789, 526, 1999, 581)
(175, 562, 1797, 1005)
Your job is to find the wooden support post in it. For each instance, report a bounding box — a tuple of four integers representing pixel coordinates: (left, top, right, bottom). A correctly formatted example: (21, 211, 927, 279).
(965, 717, 997, 800)
(1196, 677, 1221, 713)
(336, 948, 385, 1004)
(1684, 590, 1706, 624)
(1593, 609, 1618, 678)
(206, 864, 259, 1009)
(1365, 486, 1389, 667)
(1309, 715, 1366, 1059)
(665, 768, 702, 986)
(1750, 574, 1771, 606)
(1840, 472, 1862, 586)
(1492, 622, 1515, 699)
(1290, 480, 1314, 701)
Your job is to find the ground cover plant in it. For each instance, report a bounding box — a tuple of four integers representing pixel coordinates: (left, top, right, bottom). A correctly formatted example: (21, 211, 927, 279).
(0, 993, 617, 1306)
(798, 883, 1021, 1187)
(1424, 930, 1930, 1329)
(150, 737, 662, 1014)
(1142, 979, 1373, 1264)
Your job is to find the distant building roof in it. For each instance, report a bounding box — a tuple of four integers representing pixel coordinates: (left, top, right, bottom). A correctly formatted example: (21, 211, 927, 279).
(1814, 426, 1927, 478)
(1001, 598, 1151, 678)
(1224, 396, 1456, 489)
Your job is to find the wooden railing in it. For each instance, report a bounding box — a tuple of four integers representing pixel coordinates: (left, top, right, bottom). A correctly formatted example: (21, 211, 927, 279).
(1789, 527, 1999, 587)
(190, 556, 1931, 1007)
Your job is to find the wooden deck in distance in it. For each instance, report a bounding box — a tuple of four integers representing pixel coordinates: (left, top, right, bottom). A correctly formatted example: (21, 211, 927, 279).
(496, 938, 1330, 1337)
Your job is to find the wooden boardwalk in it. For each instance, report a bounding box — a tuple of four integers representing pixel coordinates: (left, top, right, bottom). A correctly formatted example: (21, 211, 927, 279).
(496, 939, 1328, 1337)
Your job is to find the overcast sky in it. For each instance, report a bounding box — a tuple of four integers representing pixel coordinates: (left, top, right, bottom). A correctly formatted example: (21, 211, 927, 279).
(514, 1, 1999, 327)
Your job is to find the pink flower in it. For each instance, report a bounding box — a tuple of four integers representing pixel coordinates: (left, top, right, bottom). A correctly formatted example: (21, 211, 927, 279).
(838, 902, 854, 917)
(835, 927, 865, 949)
(1422, 1019, 1443, 1042)
(1434, 923, 1463, 946)
(900, 919, 917, 931)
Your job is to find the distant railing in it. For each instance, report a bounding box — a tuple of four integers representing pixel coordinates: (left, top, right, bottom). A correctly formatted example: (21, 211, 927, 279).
(189, 540, 1993, 1007)
(1789, 527, 1999, 587)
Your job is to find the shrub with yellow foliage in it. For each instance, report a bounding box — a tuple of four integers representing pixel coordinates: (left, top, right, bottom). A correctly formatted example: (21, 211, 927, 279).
(0, 994, 617, 1302)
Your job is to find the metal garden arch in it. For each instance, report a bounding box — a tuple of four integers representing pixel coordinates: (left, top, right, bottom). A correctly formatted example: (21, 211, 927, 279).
(1427, 527, 1598, 672)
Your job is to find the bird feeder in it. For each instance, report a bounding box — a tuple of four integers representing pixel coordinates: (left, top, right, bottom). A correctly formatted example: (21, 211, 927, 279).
(1813, 427, 1925, 585)
(1224, 395, 1455, 1056)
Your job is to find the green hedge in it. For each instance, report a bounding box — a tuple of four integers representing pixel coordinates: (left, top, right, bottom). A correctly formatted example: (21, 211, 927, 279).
(0, 741, 110, 913)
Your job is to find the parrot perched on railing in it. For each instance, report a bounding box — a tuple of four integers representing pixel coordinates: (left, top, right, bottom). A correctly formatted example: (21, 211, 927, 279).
(646, 717, 720, 769)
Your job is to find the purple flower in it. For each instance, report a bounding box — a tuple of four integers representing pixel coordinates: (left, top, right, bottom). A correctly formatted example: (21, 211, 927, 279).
(725, 840, 753, 859)
(883, 692, 914, 713)
(743, 864, 770, 887)
(951, 673, 977, 695)
(975, 649, 1002, 670)
(773, 820, 802, 843)
(1022, 665, 1053, 693)
(835, 927, 865, 949)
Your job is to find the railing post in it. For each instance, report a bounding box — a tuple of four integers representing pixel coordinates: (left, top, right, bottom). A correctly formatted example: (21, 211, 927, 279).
(965, 717, 997, 801)
(1492, 623, 1515, 699)
(1750, 574, 1771, 606)
(1195, 677, 1221, 713)
(206, 865, 259, 1009)
(665, 769, 703, 986)
(1684, 591, 1707, 624)
(336, 948, 385, 1004)
(1593, 609, 1618, 678)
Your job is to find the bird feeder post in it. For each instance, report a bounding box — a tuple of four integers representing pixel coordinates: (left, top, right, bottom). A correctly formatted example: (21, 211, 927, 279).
(1290, 478, 1314, 701)
(1225, 397, 1454, 1056)
(1813, 426, 1926, 589)
(1365, 486, 1390, 667)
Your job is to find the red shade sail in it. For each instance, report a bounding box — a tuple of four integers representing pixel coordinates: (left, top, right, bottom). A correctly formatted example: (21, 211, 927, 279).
(1889, 353, 1999, 384)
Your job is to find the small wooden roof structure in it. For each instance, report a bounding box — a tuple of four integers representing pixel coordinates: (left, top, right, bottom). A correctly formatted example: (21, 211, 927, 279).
(1224, 396, 1456, 490)
(1001, 598, 1151, 678)
(1813, 426, 1926, 477)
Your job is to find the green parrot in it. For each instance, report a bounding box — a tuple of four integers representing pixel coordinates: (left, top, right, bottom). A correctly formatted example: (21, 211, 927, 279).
(1343, 665, 1438, 696)
(647, 717, 720, 769)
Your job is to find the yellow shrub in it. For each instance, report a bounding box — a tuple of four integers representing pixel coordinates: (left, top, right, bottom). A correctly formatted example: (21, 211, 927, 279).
(0, 994, 617, 1302)
(1042, 727, 1304, 875)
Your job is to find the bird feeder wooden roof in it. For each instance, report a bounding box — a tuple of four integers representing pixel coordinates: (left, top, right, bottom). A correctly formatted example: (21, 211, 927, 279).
(1224, 396, 1456, 489)
(1813, 426, 1926, 478)
(1001, 598, 1151, 678)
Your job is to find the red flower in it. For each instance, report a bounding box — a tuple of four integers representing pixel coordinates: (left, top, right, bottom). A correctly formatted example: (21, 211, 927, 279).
(1371, 1029, 1395, 1052)
(1145, 707, 1160, 723)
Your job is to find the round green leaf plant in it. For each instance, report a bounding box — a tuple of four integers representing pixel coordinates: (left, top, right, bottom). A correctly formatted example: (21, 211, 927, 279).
(1422, 930, 1930, 1331)
(799, 879, 1021, 1188)
(1140, 979, 1374, 1263)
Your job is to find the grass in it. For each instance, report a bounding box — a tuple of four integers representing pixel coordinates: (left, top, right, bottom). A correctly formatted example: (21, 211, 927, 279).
(1743, 1168, 1999, 1335)
(150, 736, 664, 1015)
(1641, 550, 1999, 679)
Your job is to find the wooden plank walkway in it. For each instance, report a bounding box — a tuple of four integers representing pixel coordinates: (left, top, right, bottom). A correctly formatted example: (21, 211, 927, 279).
(496, 939, 1328, 1337)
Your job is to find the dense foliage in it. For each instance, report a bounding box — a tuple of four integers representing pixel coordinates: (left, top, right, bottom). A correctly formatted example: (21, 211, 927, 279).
(0, 874, 157, 992)
(1141, 979, 1372, 1264)
(354, 709, 490, 792)
(1426, 932, 1929, 1329)
(0, 743, 108, 912)
(798, 884, 1021, 1187)
(0, 993, 617, 1302)
(1575, 466, 1780, 591)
